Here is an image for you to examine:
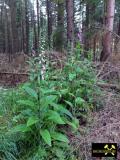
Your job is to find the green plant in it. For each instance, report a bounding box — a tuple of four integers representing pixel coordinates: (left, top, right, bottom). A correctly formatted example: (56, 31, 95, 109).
(74, 42, 83, 60)
(49, 57, 102, 115)
(0, 132, 18, 160)
(7, 76, 78, 159)
(0, 52, 102, 159)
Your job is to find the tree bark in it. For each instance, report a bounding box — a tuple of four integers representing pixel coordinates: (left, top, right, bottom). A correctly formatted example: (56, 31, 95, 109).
(118, 18, 120, 36)
(66, 0, 74, 48)
(100, 0, 115, 61)
(25, 0, 29, 54)
(84, 2, 90, 54)
(9, 0, 18, 54)
(53, 0, 64, 52)
(4, 5, 8, 54)
(46, 0, 53, 49)
(36, 0, 40, 54)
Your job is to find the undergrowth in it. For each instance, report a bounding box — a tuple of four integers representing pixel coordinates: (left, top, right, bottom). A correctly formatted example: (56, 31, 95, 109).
(0, 53, 102, 160)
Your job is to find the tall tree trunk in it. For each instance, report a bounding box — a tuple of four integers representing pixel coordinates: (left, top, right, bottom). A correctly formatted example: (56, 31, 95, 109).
(53, 0, 64, 52)
(66, 0, 74, 49)
(84, 2, 90, 54)
(33, 9, 38, 54)
(4, 5, 8, 54)
(118, 18, 120, 36)
(46, 0, 53, 49)
(0, 2, 5, 53)
(8, 9, 14, 61)
(36, 0, 40, 53)
(9, 0, 18, 54)
(100, 0, 115, 61)
(25, 0, 29, 54)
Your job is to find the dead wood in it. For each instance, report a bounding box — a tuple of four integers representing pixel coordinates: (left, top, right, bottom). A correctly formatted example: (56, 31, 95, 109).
(0, 72, 28, 75)
(97, 82, 120, 91)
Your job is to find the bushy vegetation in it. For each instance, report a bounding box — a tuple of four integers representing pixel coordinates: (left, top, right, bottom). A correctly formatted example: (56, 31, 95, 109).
(0, 54, 102, 160)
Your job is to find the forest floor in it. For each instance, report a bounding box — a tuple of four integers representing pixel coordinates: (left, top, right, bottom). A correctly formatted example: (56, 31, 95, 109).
(0, 53, 120, 159)
(71, 62, 120, 160)
(0, 53, 29, 86)
(71, 89, 120, 159)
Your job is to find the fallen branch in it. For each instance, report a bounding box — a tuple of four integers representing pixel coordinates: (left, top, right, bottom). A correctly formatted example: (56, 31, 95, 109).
(95, 26, 120, 39)
(0, 72, 28, 75)
(96, 60, 109, 78)
(97, 82, 120, 91)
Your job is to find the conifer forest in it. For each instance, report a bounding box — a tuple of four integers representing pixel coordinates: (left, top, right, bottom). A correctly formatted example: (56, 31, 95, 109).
(0, 0, 120, 159)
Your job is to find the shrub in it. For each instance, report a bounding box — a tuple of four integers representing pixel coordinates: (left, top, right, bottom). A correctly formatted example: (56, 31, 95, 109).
(0, 53, 102, 159)
(7, 79, 78, 159)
